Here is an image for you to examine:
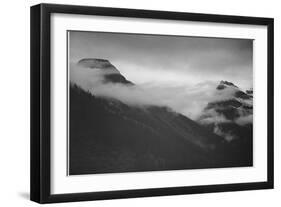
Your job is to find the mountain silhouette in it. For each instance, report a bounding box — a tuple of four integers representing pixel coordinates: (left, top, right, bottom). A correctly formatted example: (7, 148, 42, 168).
(69, 60, 253, 175)
(78, 58, 133, 85)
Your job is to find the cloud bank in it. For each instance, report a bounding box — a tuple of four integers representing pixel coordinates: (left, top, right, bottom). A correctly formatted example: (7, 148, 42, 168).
(70, 63, 241, 120)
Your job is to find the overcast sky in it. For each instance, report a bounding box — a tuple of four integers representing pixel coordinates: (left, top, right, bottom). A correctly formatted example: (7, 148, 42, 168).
(69, 31, 253, 90)
(69, 31, 253, 120)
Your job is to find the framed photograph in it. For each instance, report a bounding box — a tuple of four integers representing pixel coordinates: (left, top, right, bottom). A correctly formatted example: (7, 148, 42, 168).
(30, 3, 274, 203)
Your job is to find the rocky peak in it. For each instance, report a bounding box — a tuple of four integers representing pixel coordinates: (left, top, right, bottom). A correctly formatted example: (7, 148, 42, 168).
(217, 80, 238, 90)
(246, 88, 253, 97)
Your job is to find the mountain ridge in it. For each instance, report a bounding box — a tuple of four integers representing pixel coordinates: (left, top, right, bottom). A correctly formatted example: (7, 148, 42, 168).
(69, 59, 253, 175)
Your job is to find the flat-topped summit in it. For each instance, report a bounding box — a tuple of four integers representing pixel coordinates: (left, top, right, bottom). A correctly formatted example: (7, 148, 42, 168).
(78, 58, 116, 69)
(77, 58, 133, 85)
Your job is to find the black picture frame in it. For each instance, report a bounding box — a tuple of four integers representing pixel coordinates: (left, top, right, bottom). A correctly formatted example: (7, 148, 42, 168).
(30, 3, 274, 204)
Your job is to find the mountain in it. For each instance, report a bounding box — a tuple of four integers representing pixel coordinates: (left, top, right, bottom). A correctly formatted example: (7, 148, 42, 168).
(198, 80, 253, 139)
(197, 80, 253, 165)
(78, 58, 133, 85)
(69, 60, 253, 175)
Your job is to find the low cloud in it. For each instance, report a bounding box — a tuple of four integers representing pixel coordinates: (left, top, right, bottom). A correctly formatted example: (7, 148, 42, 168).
(214, 125, 236, 142)
(235, 114, 253, 125)
(70, 63, 241, 120)
(70, 63, 252, 126)
(198, 109, 231, 125)
(70, 62, 253, 142)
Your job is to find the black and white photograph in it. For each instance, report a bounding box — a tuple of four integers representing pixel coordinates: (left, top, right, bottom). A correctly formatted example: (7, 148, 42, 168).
(68, 31, 254, 175)
(29, 3, 274, 204)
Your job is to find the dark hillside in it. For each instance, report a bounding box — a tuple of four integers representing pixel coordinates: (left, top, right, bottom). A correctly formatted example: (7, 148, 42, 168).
(69, 84, 252, 175)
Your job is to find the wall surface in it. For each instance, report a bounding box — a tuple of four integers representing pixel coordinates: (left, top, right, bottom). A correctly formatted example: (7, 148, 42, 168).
(0, 0, 279, 206)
